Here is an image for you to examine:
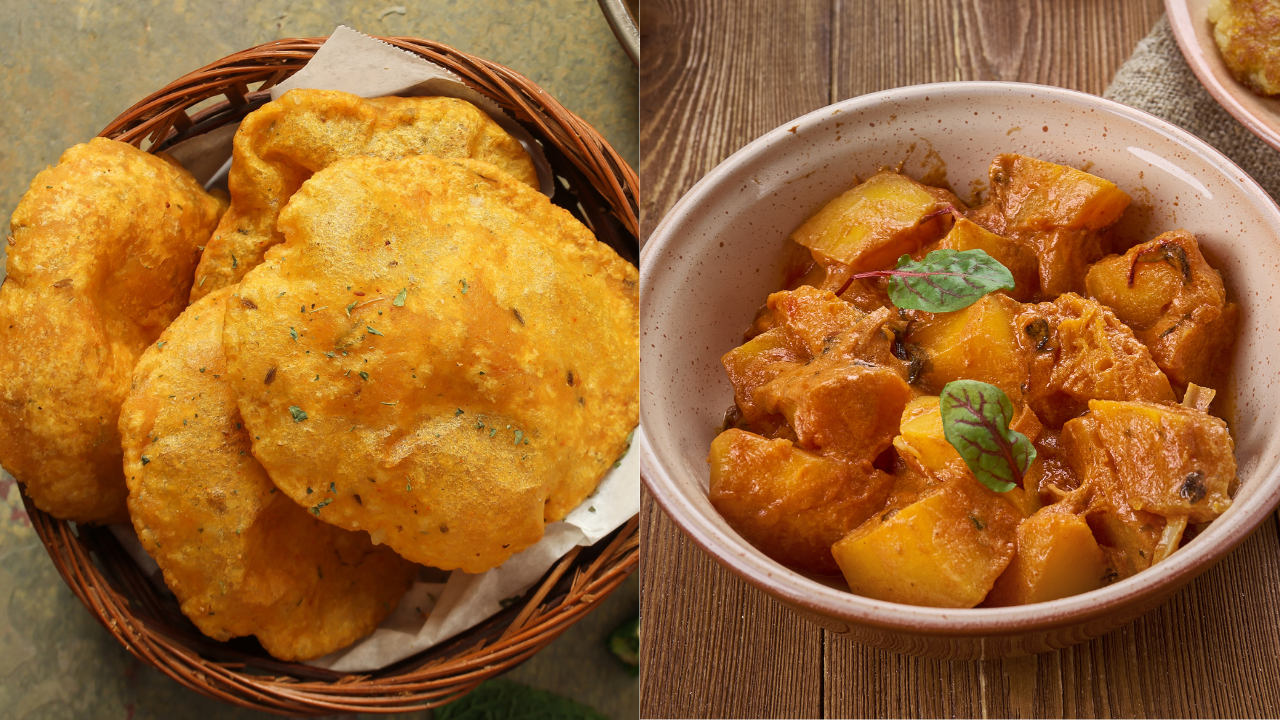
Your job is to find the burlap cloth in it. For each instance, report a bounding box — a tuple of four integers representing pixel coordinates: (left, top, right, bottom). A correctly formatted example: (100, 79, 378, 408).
(1105, 15, 1280, 201)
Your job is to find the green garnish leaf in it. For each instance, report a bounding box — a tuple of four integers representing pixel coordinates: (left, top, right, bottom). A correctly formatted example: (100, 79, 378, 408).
(939, 380, 1034, 493)
(367, 326, 383, 336)
(289, 406, 308, 422)
(289, 327, 298, 342)
(393, 288, 407, 306)
(852, 249, 1015, 313)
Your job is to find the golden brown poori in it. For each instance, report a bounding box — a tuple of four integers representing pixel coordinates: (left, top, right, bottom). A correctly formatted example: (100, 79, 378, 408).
(0, 138, 225, 523)
(190, 89, 539, 301)
(119, 287, 418, 661)
(222, 155, 638, 574)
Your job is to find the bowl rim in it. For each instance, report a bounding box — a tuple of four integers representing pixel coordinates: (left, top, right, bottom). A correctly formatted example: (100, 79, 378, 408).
(639, 80, 1280, 634)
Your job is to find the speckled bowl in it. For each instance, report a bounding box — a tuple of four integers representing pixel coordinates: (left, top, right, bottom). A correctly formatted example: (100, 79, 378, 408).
(638, 82, 1280, 658)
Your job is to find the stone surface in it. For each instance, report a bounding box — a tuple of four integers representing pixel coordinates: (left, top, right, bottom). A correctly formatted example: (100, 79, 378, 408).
(0, 1, 637, 717)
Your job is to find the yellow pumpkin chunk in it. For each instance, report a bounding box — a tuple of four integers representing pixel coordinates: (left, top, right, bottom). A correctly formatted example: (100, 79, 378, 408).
(985, 507, 1107, 606)
(791, 172, 953, 273)
(922, 218, 1040, 301)
(1017, 293, 1174, 427)
(709, 429, 893, 576)
(832, 475, 1021, 607)
(1085, 230, 1238, 389)
(907, 293, 1029, 405)
(970, 154, 1131, 296)
(721, 328, 804, 423)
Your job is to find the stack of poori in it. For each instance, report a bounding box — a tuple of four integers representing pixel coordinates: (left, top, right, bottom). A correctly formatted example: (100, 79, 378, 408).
(0, 89, 639, 661)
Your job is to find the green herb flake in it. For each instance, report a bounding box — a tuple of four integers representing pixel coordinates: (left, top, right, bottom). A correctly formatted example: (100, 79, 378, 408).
(459, 278, 469, 294)
(346, 301, 358, 316)
(325, 351, 335, 358)
(329, 481, 336, 492)
(381, 401, 398, 406)
(359, 371, 369, 381)
(969, 515, 986, 530)
(455, 408, 465, 416)
(289, 405, 308, 422)
(141, 456, 150, 466)
(939, 380, 1035, 493)
(278, 291, 287, 297)
(231, 253, 238, 269)
(393, 288, 407, 306)
(852, 249, 1015, 313)
(306, 487, 313, 494)
(289, 327, 298, 342)
(490, 428, 497, 437)
(514, 430, 524, 445)
(367, 326, 384, 336)
(156, 341, 166, 349)
(199, 367, 206, 373)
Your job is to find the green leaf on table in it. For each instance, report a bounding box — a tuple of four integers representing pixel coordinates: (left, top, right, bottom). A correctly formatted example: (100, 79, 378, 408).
(853, 249, 1015, 312)
(435, 679, 609, 720)
(607, 615, 639, 676)
(939, 380, 1035, 492)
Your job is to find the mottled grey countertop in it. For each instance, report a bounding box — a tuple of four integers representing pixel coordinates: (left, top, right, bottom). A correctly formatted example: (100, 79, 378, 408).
(0, 2, 637, 718)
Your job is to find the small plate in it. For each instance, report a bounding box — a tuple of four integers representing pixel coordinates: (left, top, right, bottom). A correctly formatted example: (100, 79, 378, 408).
(1165, 0, 1280, 151)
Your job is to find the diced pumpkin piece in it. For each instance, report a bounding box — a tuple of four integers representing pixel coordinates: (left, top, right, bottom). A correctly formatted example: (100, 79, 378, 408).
(1082, 400, 1235, 523)
(790, 172, 954, 273)
(893, 396, 969, 481)
(985, 506, 1107, 606)
(832, 475, 1021, 608)
(722, 328, 804, 423)
(906, 293, 1030, 405)
(970, 154, 1131, 296)
(1017, 293, 1174, 427)
(925, 218, 1040, 301)
(768, 285, 863, 356)
(709, 429, 893, 575)
(1061, 412, 1166, 578)
(757, 359, 911, 460)
(1086, 230, 1237, 389)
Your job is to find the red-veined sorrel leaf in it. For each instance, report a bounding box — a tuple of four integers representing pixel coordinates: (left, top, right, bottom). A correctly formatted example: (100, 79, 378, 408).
(852, 249, 1015, 313)
(939, 380, 1035, 492)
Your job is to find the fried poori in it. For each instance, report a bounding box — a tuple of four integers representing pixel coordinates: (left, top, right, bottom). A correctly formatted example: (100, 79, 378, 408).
(1209, 0, 1280, 96)
(119, 287, 418, 661)
(0, 138, 225, 523)
(190, 89, 539, 302)
(222, 155, 638, 573)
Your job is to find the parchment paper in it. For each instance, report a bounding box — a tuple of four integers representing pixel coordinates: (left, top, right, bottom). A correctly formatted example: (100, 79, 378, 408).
(110, 27, 637, 673)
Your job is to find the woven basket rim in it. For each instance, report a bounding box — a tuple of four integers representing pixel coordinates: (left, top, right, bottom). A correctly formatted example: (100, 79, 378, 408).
(27, 33, 639, 716)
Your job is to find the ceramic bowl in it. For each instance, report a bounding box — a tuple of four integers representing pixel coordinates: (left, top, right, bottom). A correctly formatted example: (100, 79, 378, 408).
(639, 81, 1280, 658)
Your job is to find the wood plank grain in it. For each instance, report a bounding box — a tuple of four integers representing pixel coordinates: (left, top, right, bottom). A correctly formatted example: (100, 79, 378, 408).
(640, 490, 824, 718)
(639, 0, 833, 243)
(832, 0, 1165, 99)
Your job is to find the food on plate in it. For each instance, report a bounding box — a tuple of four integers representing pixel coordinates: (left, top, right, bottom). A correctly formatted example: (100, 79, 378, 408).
(191, 89, 538, 301)
(1209, 0, 1280, 96)
(119, 288, 417, 661)
(222, 155, 638, 574)
(709, 153, 1239, 608)
(0, 138, 225, 523)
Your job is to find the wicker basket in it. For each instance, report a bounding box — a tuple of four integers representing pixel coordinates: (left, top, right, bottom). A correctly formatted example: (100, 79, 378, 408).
(20, 36, 638, 716)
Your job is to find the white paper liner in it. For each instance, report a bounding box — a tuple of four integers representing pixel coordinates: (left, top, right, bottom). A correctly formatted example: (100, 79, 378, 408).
(103, 27, 634, 673)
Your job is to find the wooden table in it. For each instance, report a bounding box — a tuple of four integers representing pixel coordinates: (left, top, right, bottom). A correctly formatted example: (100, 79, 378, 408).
(638, 2, 1280, 717)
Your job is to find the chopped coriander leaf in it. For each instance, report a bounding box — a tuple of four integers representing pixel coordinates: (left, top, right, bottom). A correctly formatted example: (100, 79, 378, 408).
(393, 288, 407, 306)
(231, 253, 238, 269)
(359, 371, 369, 381)
(289, 406, 308, 422)
(289, 327, 298, 342)
(514, 430, 524, 445)
(367, 326, 384, 336)
(156, 341, 165, 349)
